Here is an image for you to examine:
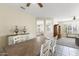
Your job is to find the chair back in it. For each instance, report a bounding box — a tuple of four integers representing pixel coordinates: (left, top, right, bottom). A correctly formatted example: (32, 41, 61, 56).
(40, 40, 50, 56)
(50, 37, 57, 55)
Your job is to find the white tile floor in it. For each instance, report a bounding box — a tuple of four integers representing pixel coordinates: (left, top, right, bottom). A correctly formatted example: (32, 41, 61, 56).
(54, 44, 79, 56)
(57, 37, 79, 49)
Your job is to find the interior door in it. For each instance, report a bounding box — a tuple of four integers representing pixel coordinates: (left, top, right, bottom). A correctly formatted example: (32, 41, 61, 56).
(58, 25, 61, 38)
(53, 24, 58, 37)
(53, 24, 61, 39)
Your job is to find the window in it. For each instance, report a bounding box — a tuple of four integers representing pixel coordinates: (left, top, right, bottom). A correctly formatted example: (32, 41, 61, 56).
(36, 20, 44, 34)
(36, 18, 53, 36)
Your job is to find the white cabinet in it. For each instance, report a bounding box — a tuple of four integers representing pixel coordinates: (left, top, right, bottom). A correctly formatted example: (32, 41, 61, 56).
(8, 34, 29, 45)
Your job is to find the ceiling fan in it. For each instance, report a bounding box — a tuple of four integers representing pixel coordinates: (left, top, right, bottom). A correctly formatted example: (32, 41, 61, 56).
(20, 3, 43, 9)
(26, 3, 43, 8)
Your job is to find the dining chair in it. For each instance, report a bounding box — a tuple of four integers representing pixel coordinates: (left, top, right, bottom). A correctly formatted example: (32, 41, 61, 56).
(40, 40, 50, 56)
(50, 36, 57, 55)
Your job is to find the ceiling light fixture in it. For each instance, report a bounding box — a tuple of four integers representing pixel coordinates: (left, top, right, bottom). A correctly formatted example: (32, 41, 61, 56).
(73, 16, 76, 20)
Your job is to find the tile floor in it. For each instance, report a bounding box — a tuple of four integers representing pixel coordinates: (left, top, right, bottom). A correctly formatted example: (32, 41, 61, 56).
(54, 44, 79, 56)
(56, 37, 79, 49)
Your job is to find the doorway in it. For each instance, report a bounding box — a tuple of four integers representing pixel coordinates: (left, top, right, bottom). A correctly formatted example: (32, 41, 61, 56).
(53, 24, 61, 39)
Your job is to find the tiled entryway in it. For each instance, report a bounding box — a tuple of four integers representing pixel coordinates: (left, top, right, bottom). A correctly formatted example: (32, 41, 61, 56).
(54, 44, 79, 56)
(56, 37, 79, 49)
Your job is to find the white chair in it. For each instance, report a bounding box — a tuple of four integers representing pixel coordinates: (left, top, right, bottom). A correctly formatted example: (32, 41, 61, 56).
(40, 40, 51, 56)
(50, 37, 57, 55)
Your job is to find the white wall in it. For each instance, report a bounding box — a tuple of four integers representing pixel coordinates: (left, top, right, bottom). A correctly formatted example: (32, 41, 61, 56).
(0, 4, 36, 48)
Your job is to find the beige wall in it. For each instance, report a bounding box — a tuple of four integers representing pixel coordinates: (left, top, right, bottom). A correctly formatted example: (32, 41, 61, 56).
(0, 4, 36, 48)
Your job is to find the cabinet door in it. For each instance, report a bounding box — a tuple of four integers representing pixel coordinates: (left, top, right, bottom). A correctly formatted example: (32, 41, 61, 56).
(8, 37, 14, 45)
(53, 24, 58, 37)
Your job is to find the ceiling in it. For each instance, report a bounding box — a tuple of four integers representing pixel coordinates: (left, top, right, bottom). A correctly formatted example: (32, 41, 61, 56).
(1, 3, 79, 21)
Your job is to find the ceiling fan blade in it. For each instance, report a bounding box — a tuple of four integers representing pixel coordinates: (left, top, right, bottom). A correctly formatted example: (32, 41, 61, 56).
(27, 3, 31, 7)
(37, 3, 43, 8)
(20, 6, 25, 10)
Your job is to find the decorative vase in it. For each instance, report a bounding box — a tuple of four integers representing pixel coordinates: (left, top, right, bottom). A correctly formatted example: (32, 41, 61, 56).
(14, 26, 19, 35)
(23, 26, 26, 34)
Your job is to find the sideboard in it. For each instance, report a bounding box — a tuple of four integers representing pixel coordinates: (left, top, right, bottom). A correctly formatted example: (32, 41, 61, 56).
(8, 33, 30, 45)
